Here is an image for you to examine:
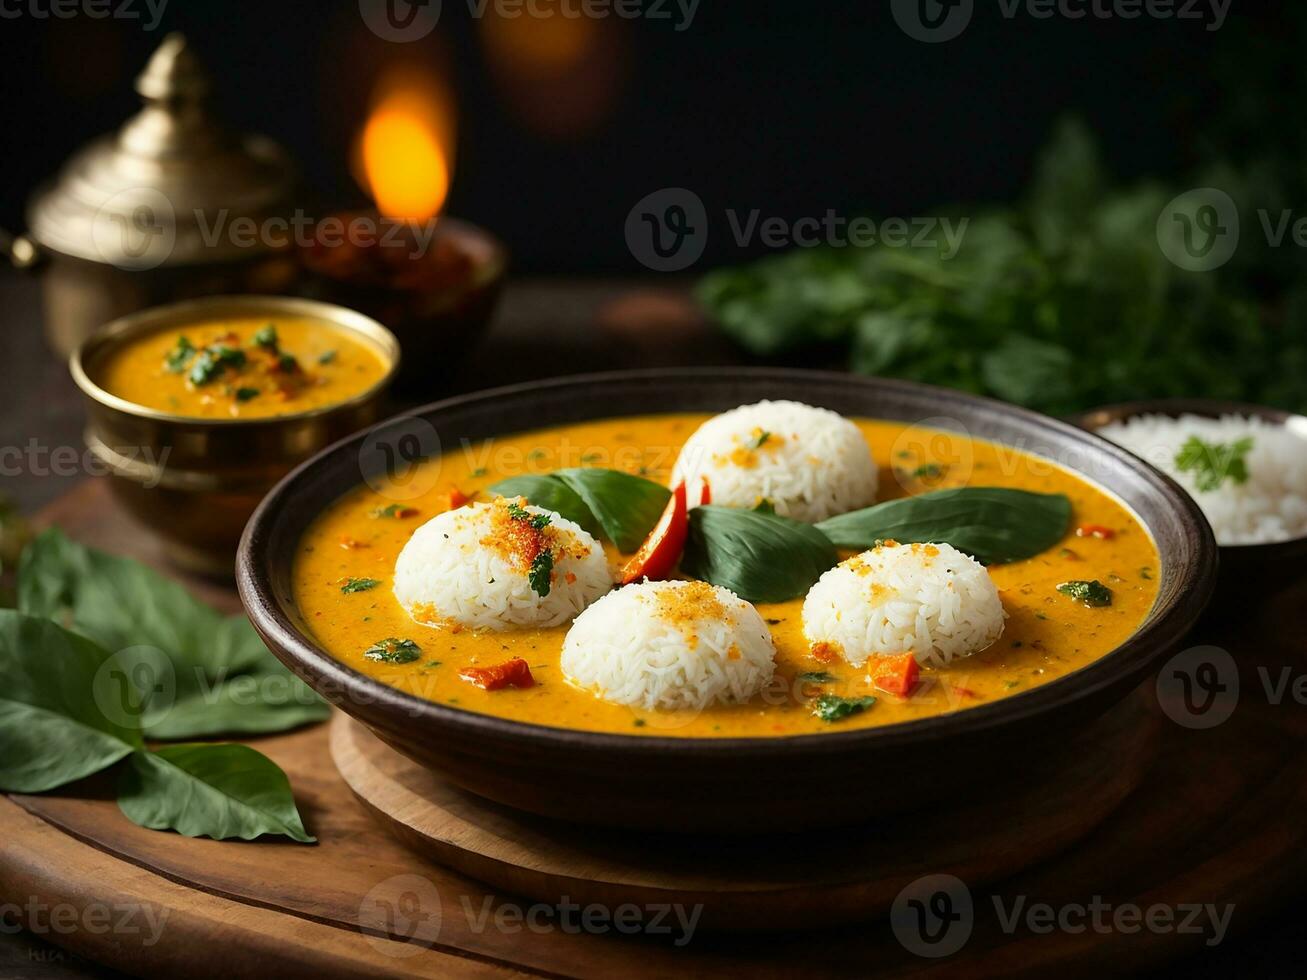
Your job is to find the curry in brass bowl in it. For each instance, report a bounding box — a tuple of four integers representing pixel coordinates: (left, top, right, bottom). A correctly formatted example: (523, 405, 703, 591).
(72, 295, 399, 576)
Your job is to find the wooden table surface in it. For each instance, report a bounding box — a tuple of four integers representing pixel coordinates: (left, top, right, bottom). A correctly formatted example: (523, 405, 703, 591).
(0, 270, 1302, 978)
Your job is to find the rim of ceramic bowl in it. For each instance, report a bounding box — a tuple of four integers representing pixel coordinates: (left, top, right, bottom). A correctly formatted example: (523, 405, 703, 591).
(238, 368, 1219, 758)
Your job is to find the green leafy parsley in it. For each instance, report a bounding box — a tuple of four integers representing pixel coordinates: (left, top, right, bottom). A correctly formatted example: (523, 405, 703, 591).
(188, 344, 246, 386)
(1057, 579, 1113, 607)
(528, 549, 555, 597)
(1174, 435, 1254, 493)
(796, 671, 836, 683)
(813, 694, 877, 722)
(253, 323, 279, 349)
(507, 501, 551, 530)
(340, 577, 380, 594)
(363, 638, 422, 664)
(164, 336, 196, 373)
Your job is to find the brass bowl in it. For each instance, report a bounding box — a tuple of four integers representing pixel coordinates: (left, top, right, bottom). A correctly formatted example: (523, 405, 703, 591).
(70, 295, 400, 576)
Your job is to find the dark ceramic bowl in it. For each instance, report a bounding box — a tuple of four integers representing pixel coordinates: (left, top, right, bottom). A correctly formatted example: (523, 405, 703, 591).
(1074, 398, 1307, 600)
(238, 369, 1218, 832)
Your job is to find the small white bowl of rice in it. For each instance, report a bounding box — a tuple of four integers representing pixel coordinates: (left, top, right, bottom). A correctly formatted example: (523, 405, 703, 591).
(670, 399, 879, 523)
(1093, 408, 1307, 546)
(802, 541, 1006, 668)
(393, 498, 613, 631)
(560, 580, 776, 711)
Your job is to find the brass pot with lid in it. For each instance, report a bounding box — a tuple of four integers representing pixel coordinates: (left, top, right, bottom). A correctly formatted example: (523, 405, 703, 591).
(5, 33, 300, 357)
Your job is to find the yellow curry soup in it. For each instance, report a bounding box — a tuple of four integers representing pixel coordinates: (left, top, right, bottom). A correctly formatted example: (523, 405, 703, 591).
(292, 414, 1160, 738)
(95, 316, 390, 419)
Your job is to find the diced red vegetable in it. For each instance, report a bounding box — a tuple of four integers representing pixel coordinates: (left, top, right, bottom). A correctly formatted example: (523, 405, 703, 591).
(699, 477, 711, 505)
(872, 653, 920, 697)
(620, 481, 689, 584)
(459, 658, 535, 691)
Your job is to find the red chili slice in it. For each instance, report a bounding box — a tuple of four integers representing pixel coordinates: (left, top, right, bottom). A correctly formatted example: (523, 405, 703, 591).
(459, 658, 535, 691)
(620, 481, 689, 584)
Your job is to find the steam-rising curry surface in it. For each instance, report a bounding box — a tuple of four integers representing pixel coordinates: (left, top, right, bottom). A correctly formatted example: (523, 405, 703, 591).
(292, 414, 1159, 737)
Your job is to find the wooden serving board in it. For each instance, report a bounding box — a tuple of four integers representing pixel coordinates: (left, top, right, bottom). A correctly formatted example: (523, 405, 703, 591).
(5, 479, 1307, 978)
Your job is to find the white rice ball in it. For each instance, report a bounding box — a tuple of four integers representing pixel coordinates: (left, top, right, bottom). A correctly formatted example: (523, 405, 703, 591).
(670, 400, 878, 523)
(560, 580, 776, 711)
(802, 542, 1004, 668)
(393, 499, 612, 630)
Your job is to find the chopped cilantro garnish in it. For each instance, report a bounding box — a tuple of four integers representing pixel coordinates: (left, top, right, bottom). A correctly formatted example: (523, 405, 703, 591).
(1174, 435, 1254, 493)
(797, 671, 836, 683)
(471, 467, 488, 477)
(164, 336, 195, 373)
(813, 693, 876, 722)
(235, 387, 261, 402)
(912, 463, 943, 479)
(188, 344, 246, 386)
(253, 323, 278, 349)
(506, 501, 551, 529)
(370, 503, 416, 519)
(748, 430, 771, 449)
(363, 638, 421, 664)
(277, 352, 300, 373)
(317, 350, 337, 365)
(528, 549, 554, 596)
(340, 577, 380, 594)
(1057, 579, 1113, 607)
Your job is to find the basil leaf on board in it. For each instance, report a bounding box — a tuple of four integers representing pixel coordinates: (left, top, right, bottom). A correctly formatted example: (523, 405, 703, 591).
(17, 529, 328, 739)
(117, 744, 314, 843)
(554, 469, 672, 553)
(681, 506, 838, 603)
(815, 488, 1071, 565)
(0, 611, 142, 792)
(487, 475, 600, 534)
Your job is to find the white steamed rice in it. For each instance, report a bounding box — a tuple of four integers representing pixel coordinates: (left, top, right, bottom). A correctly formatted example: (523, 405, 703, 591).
(1098, 413, 1307, 545)
(393, 500, 612, 630)
(560, 580, 776, 710)
(802, 542, 1005, 668)
(670, 400, 878, 523)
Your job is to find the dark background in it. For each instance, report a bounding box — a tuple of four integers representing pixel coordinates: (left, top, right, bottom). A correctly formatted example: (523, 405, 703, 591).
(0, 0, 1277, 274)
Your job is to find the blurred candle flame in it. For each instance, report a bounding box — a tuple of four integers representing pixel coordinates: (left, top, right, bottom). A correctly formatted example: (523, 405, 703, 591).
(355, 66, 456, 221)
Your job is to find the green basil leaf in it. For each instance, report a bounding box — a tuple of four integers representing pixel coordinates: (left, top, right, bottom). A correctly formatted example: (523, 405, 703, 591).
(117, 744, 314, 843)
(0, 611, 142, 792)
(554, 469, 672, 553)
(815, 488, 1072, 564)
(487, 475, 600, 534)
(681, 505, 838, 603)
(18, 529, 327, 738)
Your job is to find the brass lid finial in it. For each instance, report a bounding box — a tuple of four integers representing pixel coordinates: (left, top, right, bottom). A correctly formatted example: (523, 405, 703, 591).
(135, 32, 210, 102)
